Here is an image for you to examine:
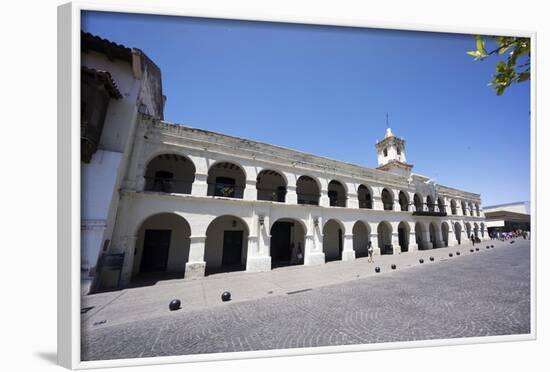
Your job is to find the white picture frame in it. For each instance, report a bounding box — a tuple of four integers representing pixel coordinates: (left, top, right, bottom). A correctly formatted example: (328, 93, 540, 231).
(58, 1, 537, 369)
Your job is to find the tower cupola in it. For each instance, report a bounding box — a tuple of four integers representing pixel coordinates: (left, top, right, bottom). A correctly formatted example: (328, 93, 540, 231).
(375, 126, 413, 176)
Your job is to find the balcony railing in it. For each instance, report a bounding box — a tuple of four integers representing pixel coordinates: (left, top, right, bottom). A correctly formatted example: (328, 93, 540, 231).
(329, 197, 346, 207)
(359, 200, 373, 209)
(297, 193, 320, 206)
(383, 203, 394, 211)
(144, 177, 193, 194)
(257, 187, 286, 202)
(208, 182, 245, 198)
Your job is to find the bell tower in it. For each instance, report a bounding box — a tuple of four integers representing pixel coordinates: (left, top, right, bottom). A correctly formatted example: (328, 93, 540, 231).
(375, 126, 413, 177)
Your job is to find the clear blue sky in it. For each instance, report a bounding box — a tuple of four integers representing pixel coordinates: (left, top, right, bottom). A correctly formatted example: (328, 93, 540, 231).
(82, 11, 530, 206)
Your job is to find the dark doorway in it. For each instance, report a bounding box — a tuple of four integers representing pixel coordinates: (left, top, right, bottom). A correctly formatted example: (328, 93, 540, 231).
(140, 229, 171, 273)
(398, 227, 408, 252)
(222, 230, 243, 268)
(338, 228, 343, 258)
(271, 222, 292, 266)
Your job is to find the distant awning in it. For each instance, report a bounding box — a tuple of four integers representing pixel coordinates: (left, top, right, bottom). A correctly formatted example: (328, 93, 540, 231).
(486, 220, 505, 228)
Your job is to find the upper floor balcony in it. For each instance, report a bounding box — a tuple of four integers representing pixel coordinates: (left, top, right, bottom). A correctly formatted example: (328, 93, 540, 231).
(138, 152, 483, 217)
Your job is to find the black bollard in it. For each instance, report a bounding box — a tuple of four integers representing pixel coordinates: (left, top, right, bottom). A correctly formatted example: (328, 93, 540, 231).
(486, 246, 490, 249)
(375, 267, 381, 273)
(429, 256, 435, 261)
(221, 291, 231, 302)
(456, 252, 460, 256)
(491, 245, 494, 248)
(476, 248, 480, 251)
(391, 264, 397, 270)
(419, 259, 424, 264)
(449, 253, 453, 257)
(169, 299, 181, 311)
(470, 249, 474, 252)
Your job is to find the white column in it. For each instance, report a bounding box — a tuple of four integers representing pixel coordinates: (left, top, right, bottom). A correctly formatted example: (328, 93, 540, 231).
(369, 222, 381, 255)
(246, 235, 271, 272)
(191, 173, 208, 197)
(304, 235, 325, 265)
(243, 179, 257, 200)
(341, 234, 355, 261)
(392, 231, 401, 254)
(373, 196, 384, 210)
(286, 185, 298, 204)
(320, 189, 330, 207)
(185, 236, 206, 278)
(409, 230, 419, 252)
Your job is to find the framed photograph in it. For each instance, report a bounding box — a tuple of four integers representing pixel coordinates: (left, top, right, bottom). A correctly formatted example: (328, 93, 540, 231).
(58, 1, 536, 369)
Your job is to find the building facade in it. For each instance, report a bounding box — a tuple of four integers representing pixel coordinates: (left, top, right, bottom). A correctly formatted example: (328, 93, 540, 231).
(484, 201, 530, 235)
(80, 32, 487, 294)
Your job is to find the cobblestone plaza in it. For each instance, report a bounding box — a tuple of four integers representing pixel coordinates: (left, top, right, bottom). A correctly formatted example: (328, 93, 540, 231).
(82, 239, 530, 361)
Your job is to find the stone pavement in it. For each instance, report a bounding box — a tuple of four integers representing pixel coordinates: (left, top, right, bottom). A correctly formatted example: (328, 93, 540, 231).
(81, 239, 531, 361)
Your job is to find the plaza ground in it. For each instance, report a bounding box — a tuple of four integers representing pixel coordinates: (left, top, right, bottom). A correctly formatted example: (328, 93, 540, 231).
(81, 239, 530, 361)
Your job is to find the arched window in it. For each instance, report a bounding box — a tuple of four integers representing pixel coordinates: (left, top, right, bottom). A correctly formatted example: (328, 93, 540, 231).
(414, 193, 423, 211)
(256, 169, 287, 202)
(144, 154, 195, 194)
(207, 161, 246, 199)
(358, 185, 372, 209)
(328, 180, 347, 207)
(451, 199, 457, 215)
(399, 191, 409, 211)
(437, 197, 445, 213)
(381, 188, 394, 211)
(296, 175, 320, 205)
(426, 195, 435, 212)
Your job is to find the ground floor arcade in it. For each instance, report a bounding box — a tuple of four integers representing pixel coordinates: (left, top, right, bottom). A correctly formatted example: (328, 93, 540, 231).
(96, 193, 487, 291)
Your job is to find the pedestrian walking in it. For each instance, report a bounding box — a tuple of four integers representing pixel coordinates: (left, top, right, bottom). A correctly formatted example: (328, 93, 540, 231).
(367, 241, 374, 263)
(471, 233, 475, 246)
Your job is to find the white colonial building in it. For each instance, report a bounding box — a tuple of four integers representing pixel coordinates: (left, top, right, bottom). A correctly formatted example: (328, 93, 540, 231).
(80, 32, 487, 293)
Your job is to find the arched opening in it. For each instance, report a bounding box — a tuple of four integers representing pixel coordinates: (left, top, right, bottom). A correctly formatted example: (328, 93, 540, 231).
(133, 213, 191, 283)
(429, 222, 438, 248)
(476, 204, 480, 217)
(205, 215, 249, 275)
(398, 221, 410, 252)
(328, 180, 347, 207)
(207, 161, 246, 199)
(257, 169, 287, 202)
(437, 197, 445, 213)
(270, 219, 305, 268)
(415, 222, 427, 250)
(426, 195, 435, 212)
(377, 221, 393, 255)
(454, 222, 462, 244)
(414, 193, 423, 211)
(474, 223, 479, 239)
(451, 199, 457, 215)
(461, 201, 467, 216)
(352, 221, 370, 258)
(296, 175, 320, 205)
(144, 154, 195, 194)
(441, 222, 449, 247)
(469, 203, 474, 216)
(323, 219, 344, 262)
(465, 222, 472, 240)
(381, 188, 394, 211)
(358, 185, 373, 209)
(399, 191, 409, 211)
